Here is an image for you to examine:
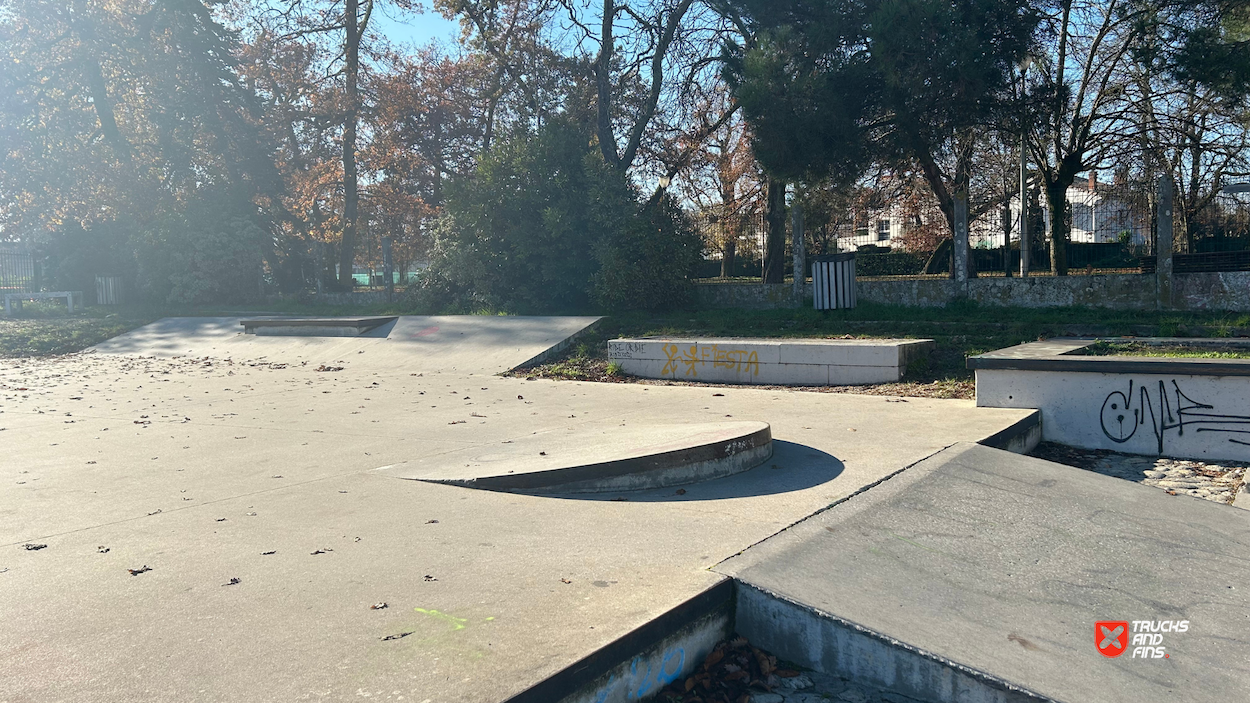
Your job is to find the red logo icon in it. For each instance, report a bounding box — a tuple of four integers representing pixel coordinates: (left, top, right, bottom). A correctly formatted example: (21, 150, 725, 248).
(1096, 621, 1129, 657)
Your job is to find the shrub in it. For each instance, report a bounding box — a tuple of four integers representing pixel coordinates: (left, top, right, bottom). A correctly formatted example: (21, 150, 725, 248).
(415, 119, 700, 313)
(134, 188, 266, 305)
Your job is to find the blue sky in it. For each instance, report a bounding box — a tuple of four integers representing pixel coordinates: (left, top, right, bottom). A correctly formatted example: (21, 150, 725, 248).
(369, 6, 462, 48)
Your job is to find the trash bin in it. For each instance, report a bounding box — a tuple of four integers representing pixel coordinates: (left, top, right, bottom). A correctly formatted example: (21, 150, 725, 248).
(812, 253, 856, 310)
(95, 275, 123, 305)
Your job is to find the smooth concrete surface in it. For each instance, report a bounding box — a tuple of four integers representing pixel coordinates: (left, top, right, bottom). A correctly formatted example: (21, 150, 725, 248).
(0, 318, 1034, 702)
(717, 443, 1250, 703)
(609, 337, 934, 386)
(376, 421, 773, 493)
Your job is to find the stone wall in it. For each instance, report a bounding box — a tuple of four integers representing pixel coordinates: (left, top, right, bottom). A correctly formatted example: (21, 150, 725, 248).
(693, 271, 1250, 311)
(1172, 271, 1250, 311)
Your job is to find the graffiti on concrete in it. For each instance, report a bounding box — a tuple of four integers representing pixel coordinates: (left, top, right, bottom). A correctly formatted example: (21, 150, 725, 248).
(611, 342, 648, 359)
(1100, 379, 1250, 454)
(662, 343, 759, 378)
(589, 646, 686, 702)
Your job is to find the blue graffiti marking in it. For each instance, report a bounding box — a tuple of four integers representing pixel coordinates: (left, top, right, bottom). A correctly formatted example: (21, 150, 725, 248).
(627, 647, 685, 700)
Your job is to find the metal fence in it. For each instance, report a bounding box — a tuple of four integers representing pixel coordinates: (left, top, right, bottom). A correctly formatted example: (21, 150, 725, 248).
(0, 250, 36, 294)
(693, 188, 1250, 281)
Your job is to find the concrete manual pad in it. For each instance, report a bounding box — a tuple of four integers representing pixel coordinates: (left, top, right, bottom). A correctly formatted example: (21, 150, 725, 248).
(376, 420, 772, 493)
(609, 337, 933, 386)
(241, 316, 398, 336)
(717, 442, 1250, 703)
(0, 317, 1036, 703)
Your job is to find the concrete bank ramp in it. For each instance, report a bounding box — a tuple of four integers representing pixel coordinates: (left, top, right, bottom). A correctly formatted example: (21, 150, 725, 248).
(90, 315, 601, 373)
(376, 421, 773, 493)
(717, 442, 1250, 703)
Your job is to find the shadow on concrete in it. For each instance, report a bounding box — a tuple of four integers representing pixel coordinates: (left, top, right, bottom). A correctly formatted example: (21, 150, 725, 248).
(361, 318, 399, 337)
(536, 440, 844, 502)
(90, 317, 241, 355)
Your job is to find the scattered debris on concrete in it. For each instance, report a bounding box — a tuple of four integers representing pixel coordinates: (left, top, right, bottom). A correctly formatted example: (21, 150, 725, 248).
(1030, 442, 1247, 505)
(657, 636, 928, 703)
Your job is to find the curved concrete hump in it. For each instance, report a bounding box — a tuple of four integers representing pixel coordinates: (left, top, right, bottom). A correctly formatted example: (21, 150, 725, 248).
(396, 421, 773, 494)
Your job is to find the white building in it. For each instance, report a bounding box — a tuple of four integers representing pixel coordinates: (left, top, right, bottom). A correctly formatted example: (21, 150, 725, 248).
(834, 179, 1150, 251)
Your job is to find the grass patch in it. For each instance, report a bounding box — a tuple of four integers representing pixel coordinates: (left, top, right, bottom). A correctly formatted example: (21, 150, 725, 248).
(1075, 340, 1250, 359)
(0, 315, 153, 357)
(510, 302, 1250, 399)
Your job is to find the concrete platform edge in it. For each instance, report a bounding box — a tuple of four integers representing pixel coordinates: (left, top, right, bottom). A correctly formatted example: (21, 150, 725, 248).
(511, 317, 605, 370)
(732, 582, 1054, 703)
(976, 410, 1042, 455)
(503, 579, 734, 703)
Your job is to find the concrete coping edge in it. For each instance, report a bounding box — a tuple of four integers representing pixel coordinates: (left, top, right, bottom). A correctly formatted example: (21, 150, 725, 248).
(499, 579, 735, 703)
(968, 337, 1250, 377)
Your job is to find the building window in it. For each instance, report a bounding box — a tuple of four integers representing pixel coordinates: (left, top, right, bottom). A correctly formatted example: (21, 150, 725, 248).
(877, 220, 891, 241)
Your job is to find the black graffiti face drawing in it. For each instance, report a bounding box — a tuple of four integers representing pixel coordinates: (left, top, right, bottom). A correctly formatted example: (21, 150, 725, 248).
(1099, 379, 1250, 454)
(1100, 390, 1138, 443)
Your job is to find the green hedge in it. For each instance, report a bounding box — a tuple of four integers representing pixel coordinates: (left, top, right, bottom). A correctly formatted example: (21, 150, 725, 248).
(854, 252, 928, 276)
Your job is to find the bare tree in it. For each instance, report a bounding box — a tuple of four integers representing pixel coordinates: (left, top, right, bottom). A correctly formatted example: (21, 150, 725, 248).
(1027, 0, 1160, 274)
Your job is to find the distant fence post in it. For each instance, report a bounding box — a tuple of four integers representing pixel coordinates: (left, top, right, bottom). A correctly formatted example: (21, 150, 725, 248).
(1156, 174, 1174, 310)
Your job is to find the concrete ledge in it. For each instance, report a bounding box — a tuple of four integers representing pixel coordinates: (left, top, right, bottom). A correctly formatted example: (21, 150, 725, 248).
(968, 338, 1250, 377)
(972, 339, 1250, 460)
(718, 443, 1250, 703)
(381, 421, 774, 494)
(240, 316, 396, 336)
(512, 317, 604, 370)
(975, 410, 1042, 455)
(522, 579, 734, 703)
(609, 338, 934, 386)
(733, 583, 1046, 703)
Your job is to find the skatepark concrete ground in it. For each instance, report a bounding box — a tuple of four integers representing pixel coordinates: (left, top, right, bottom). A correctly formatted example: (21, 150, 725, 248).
(1, 316, 1244, 703)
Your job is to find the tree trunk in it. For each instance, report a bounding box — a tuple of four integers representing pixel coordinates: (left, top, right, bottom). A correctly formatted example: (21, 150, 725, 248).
(721, 238, 736, 278)
(1045, 180, 1071, 275)
(763, 179, 787, 284)
(1001, 200, 1013, 277)
(594, 0, 618, 167)
(338, 0, 361, 288)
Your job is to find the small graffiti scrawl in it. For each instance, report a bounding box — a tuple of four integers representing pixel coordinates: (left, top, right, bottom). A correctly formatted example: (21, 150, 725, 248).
(661, 343, 759, 378)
